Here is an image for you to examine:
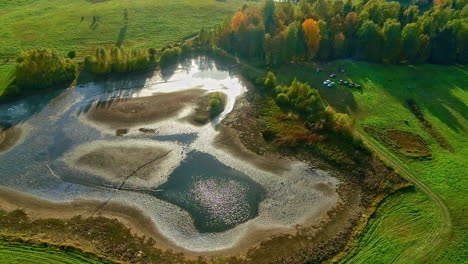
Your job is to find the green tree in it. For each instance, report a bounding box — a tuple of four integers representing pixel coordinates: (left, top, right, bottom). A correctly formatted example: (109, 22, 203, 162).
(418, 34, 431, 63)
(431, 27, 456, 64)
(287, 22, 300, 59)
(403, 5, 419, 25)
(382, 19, 401, 63)
(316, 20, 331, 60)
(263, 0, 276, 34)
(401, 23, 420, 63)
(357, 20, 382, 61)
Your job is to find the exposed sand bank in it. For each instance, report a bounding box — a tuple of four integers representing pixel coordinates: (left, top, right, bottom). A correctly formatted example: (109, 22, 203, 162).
(61, 140, 185, 189)
(83, 89, 206, 129)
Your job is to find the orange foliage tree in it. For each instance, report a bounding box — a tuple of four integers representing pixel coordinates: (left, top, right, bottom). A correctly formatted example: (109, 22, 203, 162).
(302, 19, 321, 59)
(231, 11, 248, 32)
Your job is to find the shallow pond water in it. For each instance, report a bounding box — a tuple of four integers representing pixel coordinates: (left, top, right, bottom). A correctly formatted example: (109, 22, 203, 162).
(0, 57, 339, 253)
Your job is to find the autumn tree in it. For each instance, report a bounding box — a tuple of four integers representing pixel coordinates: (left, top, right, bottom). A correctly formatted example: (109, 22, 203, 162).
(231, 11, 248, 32)
(302, 19, 321, 59)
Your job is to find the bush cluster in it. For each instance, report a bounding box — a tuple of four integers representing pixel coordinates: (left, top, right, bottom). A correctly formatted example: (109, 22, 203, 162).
(13, 48, 77, 92)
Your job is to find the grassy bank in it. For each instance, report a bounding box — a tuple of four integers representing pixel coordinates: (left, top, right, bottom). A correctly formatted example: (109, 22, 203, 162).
(256, 61, 467, 263)
(0, 0, 244, 59)
(0, 239, 114, 264)
(0, 65, 14, 96)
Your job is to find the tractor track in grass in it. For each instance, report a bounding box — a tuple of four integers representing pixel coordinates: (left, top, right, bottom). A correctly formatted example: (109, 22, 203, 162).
(353, 128, 452, 263)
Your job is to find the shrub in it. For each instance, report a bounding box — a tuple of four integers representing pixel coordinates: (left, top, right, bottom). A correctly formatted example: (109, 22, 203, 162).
(276, 93, 289, 105)
(159, 47, 182, 67)
(209, 92, 227, 117)
(67, 51, 76, 59)
(264, 71, 276, 90)
(14, 48, 77, 91)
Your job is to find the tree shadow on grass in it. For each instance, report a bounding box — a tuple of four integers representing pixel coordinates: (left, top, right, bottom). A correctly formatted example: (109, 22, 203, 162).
(347, 62, 468, 133)
(116, 24, 127, 47)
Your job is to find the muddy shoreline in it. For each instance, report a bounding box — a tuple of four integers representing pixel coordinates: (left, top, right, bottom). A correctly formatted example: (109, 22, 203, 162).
(0, 184, 359, 259)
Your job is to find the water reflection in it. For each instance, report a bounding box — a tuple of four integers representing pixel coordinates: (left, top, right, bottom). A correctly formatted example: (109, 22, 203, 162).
(153, 151, 265, 233)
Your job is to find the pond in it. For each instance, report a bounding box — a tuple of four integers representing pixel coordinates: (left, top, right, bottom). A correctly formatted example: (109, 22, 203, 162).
(0, 56, 339, 253)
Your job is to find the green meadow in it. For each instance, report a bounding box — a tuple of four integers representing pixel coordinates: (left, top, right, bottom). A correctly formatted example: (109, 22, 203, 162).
(260, 61, 467, 263)
(0, 0, 244, 59)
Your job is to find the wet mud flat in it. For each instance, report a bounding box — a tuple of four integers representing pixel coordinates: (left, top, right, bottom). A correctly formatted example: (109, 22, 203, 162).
(0, 125, 22, 153)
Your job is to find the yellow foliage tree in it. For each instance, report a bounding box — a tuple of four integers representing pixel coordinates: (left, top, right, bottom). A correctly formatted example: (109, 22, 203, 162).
(302, 19, 321, 59)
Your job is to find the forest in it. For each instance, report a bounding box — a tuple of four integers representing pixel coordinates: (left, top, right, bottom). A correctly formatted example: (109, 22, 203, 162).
(198, 0, 467, 65)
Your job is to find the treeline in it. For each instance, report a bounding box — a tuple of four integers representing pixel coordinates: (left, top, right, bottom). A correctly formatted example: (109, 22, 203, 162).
(197, 0, 467, 64)
(83, 47, 157, 74)
(264, 71, 354, 145)
(5, 48, 78, 95)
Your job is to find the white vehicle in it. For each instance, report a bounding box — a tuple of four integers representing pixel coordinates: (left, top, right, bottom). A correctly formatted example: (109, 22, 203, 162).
(323, 80, 331, 85)
(327, 82, 335, 87)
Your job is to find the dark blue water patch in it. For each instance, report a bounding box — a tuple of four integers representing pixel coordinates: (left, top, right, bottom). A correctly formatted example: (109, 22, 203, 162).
(150, 151, 266, 233)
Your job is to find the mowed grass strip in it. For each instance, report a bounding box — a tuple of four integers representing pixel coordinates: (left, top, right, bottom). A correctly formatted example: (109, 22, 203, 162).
(0, 240, 113, 264)
(0, 0, 244, 59)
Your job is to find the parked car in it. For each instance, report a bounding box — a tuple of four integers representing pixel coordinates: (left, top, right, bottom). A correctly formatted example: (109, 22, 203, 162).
(330, 74, 337, 78)
(323, 80, 331, 85)
(327, 82, 335, 87)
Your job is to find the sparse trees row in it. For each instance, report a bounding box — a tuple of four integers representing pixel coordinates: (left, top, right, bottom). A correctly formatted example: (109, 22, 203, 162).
(198, 0, 468, 65)
(83, 47, 157, 74)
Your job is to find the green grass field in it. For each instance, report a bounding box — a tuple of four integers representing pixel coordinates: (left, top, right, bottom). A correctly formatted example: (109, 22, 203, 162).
(0, 65, 14, 96)
(0, 240, 113, 264)
(263, 61, 467, 263)
(0, 0, 244, 59)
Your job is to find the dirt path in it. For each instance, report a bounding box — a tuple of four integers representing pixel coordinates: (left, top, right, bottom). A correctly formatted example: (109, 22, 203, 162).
(353, 128, 452, 263)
